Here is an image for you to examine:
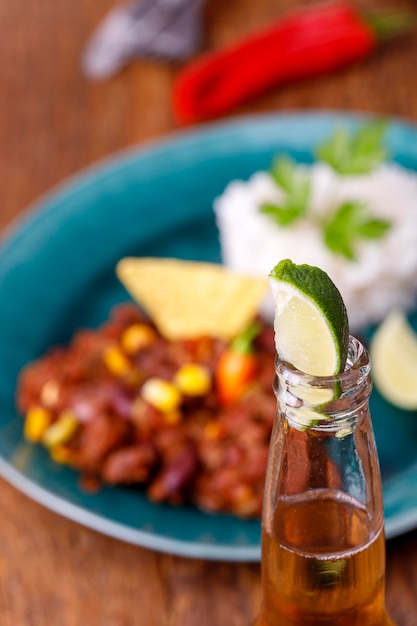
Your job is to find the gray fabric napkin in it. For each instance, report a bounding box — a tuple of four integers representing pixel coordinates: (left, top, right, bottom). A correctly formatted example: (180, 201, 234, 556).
(82, 0, 206, 80)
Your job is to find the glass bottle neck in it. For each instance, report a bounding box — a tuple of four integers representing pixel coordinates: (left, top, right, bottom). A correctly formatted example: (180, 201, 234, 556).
(273, 335, 372, 432)
(264, 336, 384, 537)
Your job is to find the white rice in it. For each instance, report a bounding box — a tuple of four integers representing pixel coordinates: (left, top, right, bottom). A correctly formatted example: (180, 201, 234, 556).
(214, 162, 417, 330)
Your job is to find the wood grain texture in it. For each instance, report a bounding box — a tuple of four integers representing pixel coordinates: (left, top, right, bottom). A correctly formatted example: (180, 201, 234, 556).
(1, 0, 417, 624)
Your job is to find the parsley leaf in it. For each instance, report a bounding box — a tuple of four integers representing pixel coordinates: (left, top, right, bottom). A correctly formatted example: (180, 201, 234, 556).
(316, 121, 388, 175)
(259, 157, 310, 226)
(323, 202, 391, 260)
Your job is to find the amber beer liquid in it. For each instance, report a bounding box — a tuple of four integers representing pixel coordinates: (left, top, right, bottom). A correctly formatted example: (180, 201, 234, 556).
(259, 492, 391, 625)
(256, 337, 395, 626)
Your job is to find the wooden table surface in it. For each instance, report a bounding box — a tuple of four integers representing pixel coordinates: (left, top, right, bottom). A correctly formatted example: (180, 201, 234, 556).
(2, 0, 417, 623)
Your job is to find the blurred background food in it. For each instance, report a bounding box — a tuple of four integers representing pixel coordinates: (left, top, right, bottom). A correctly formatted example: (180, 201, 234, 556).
(3, 0, 417, 235)
(214, 122, 417, 330)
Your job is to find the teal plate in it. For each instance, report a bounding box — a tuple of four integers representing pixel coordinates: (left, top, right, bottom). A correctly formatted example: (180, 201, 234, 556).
(1, 112, 417, 561)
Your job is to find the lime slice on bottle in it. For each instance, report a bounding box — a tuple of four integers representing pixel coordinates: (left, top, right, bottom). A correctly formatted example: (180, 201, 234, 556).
(370, 310, 417, 410)
(269, 259, 349, 377)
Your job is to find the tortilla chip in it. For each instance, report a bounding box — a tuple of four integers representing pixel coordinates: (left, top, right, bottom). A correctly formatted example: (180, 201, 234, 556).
(116, 258, 268, 340)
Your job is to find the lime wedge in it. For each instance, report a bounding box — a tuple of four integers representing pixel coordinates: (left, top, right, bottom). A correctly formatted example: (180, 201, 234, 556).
(269, 259, 349, 376)
(370, 311, 417, 410)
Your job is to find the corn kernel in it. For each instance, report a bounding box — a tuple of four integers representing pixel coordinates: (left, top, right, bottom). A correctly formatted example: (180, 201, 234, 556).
(141, 378, 182, 413)
(40, 380, 60, 407)
(42, 410, 79, 448)
(174, 363, 211, 397)
(120, 324, 157, 355)
(24, 407, 52, 443)
(103, 345, 131, 377)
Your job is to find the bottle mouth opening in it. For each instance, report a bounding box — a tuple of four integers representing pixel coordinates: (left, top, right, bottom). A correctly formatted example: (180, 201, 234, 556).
(274, 336, 370, 387)
(273, 336, 371, 431)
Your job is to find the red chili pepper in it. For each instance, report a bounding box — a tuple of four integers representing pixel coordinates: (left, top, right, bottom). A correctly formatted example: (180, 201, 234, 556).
(215, 321, 261, 405)
(173, 2, 415, 124)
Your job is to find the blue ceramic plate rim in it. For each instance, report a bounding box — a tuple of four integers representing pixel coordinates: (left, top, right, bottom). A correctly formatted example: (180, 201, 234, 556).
(2, 111, 417, 561)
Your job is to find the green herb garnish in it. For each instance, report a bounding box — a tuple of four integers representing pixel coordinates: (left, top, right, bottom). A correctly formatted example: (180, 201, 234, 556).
(259, 156, 310, 226)
(259, 122, 392, 258)
(323, 202, 391, 260)
(316, 121, 388, 175)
